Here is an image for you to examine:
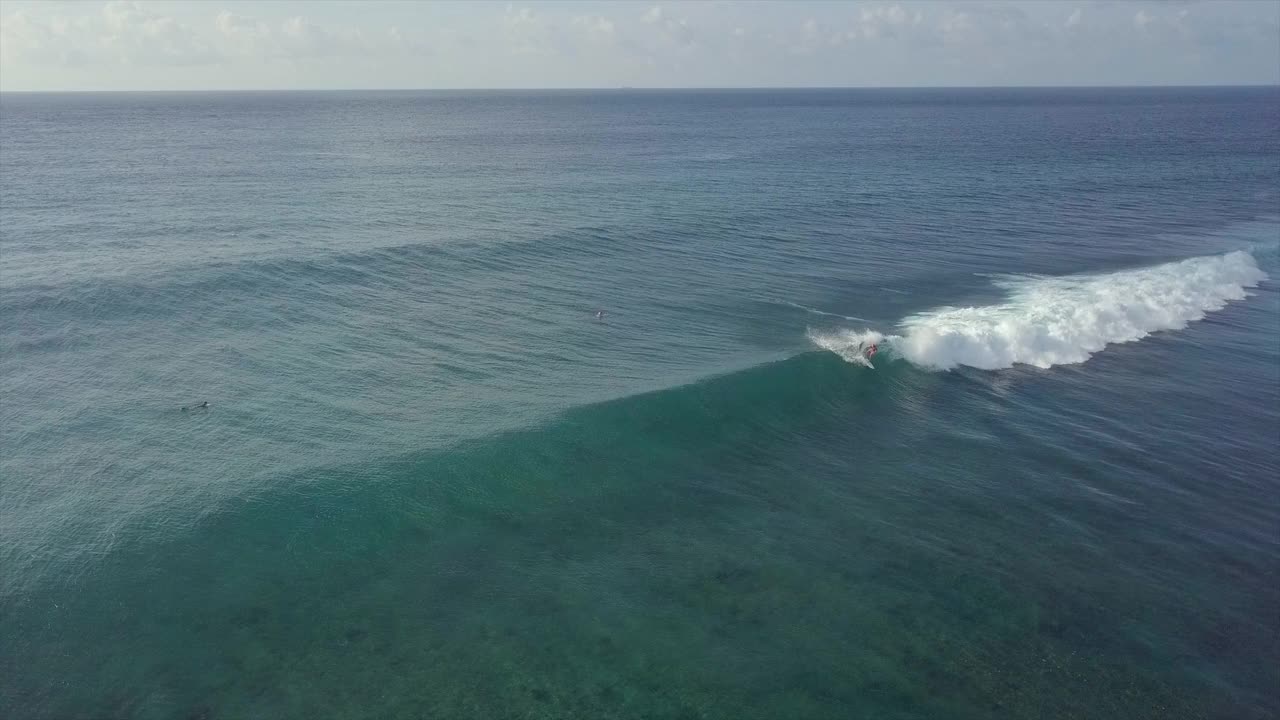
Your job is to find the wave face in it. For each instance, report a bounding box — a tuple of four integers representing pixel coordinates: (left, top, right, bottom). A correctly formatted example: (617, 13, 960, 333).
(6, 338, 1279, 719)
(812, 250, 1267, 370)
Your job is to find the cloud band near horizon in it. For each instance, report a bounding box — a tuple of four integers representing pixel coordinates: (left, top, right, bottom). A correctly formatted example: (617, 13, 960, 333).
(1, 1, 1277, 91)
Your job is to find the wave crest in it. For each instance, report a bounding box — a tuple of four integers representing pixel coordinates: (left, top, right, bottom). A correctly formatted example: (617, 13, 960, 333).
(807, 329, 885, 367)
(816, 250, 1267, 371)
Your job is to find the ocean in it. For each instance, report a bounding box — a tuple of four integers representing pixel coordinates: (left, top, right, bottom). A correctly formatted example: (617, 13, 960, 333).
(1, 87, 1277, 719)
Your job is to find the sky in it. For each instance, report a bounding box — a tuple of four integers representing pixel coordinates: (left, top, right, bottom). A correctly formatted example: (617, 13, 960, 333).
(0, 1, 1277, 91)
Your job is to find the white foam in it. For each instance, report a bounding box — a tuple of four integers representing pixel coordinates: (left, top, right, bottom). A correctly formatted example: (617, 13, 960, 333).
(783, 300, 870, 322)
(812, 250, 1267, 371)
(808, 328, 884, 367)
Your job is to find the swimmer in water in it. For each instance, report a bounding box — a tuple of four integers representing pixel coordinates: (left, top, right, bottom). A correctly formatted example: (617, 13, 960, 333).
(595, 309, 606, 320)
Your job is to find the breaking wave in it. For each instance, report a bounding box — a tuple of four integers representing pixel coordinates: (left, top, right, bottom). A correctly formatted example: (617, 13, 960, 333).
(811, 250, 1267, 371)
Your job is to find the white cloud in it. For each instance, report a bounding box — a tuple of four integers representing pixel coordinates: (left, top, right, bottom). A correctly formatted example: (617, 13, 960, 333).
(0, 2, 218, 68)
(0, 1, 1276, 90)
(855, 4, 923, 40)
(939, 11, 975, 42)
(934, 4, 1042, 50)
(502, 4, 559, 56)
(99, 1, 219, 65)
(215, 9, 383, 61)
(637, 4, 695, 49)
(278, 16, 368, 59)
(572, 14, 616, 40)
(0, 1, 388, 70)
(215, 11, 270, 57)
(0, 12, 53, 65)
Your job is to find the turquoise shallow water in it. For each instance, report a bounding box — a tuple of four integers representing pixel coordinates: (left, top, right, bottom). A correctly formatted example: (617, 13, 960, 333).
(1, 88, 1278, 719)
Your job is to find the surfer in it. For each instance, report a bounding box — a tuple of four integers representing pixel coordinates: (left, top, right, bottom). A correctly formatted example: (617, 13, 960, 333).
(182, 401, 209, 411)
(851, 341, 878, 362)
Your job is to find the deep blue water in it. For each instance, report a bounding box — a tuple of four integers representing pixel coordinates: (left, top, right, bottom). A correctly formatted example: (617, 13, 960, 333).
(1, 87, 1278, 719)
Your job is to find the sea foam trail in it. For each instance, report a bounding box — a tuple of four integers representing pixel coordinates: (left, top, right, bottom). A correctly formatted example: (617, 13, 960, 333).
(811, 250, 1267, 371)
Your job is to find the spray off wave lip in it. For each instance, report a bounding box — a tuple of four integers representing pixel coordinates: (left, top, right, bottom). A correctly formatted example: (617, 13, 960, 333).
(811, 250, 1267, 370)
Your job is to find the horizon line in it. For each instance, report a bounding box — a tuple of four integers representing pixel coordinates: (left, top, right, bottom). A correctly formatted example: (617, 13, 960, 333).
(2, 82, 1278, 94)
